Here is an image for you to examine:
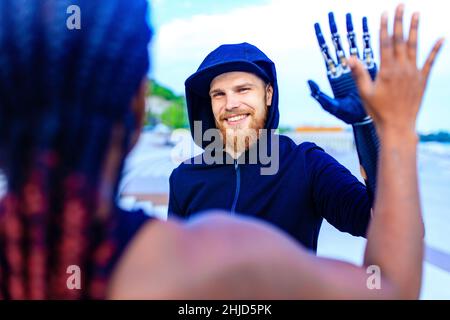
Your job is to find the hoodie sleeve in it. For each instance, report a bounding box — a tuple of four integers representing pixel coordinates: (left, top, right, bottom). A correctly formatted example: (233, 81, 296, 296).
(168, 169, 185, 218)
(303, 143, 371, 237)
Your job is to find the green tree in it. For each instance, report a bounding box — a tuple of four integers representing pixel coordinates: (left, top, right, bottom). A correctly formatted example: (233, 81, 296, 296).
(160, 101, 188, 129)
(149, 80, 177, 100)
(147, 79, 189, 129)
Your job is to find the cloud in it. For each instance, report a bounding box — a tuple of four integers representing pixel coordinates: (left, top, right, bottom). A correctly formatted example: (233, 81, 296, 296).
(153, 0, 450, 131)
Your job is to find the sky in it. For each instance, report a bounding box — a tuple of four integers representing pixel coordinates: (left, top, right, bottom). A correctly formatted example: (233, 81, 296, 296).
(149, 0, 450, 133)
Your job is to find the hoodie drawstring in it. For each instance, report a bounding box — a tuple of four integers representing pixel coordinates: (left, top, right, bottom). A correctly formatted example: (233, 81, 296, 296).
(231, 160, 240, 214)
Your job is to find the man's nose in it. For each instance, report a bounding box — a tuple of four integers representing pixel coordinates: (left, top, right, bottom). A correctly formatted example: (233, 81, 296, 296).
(225, 93, 240, 111)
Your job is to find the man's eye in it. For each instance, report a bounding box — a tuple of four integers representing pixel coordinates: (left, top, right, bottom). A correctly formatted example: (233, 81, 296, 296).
(239, 88, 250, 93)
(213, 92, 224, 98)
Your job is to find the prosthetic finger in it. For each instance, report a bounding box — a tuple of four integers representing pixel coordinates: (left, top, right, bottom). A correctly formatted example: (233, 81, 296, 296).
(314, 23, 338, 77)
(329, 12, 349, 71)
(308, 80, 339, 115)
(308, 80, 366, 124)
(346, 13, 360, 58)
(362, 17, 377, 77)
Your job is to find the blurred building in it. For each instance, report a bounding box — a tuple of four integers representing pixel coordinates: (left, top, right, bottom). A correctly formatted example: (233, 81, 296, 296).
(288, 126, 355, 154)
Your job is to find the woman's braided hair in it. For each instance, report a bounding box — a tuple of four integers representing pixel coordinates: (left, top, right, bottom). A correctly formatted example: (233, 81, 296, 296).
(0, 0, 152, 299)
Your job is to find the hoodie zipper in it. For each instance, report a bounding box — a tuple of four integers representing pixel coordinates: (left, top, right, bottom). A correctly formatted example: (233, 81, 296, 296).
(231, 160, 240, 214)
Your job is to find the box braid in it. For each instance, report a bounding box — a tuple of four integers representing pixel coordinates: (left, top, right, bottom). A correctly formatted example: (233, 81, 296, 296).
(0, 0, 152, 299)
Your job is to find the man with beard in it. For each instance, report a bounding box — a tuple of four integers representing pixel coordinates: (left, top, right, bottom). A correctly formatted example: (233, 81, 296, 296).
(168, 39, 377, 252)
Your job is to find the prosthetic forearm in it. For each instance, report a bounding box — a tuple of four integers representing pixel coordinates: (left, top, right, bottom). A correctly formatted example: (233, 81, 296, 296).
(351, 16, 379, 203)
(353, 118, 379, 202)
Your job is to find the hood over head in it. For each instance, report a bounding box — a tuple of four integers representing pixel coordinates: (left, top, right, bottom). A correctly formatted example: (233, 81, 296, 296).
(185, 42, 279, 149)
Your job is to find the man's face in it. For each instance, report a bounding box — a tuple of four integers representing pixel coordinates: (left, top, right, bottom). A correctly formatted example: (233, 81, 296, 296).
(209, 71, 273, 156)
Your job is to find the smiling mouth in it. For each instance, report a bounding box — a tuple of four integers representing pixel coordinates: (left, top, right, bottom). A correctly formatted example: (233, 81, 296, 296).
(225, 114, 250, 125)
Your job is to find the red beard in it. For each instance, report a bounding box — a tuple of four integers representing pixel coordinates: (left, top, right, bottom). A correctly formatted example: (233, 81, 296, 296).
(215, 104, 268, 156)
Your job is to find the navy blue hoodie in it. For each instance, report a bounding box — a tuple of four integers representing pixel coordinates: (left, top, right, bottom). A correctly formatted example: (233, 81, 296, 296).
(169, 43, 371, 252)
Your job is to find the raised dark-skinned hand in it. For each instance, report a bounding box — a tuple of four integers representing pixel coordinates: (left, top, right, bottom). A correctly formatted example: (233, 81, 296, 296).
(348, 4, 444, 135)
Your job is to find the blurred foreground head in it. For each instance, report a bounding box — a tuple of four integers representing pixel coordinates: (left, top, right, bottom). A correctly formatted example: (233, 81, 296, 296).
(0, 0, 152, 299)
